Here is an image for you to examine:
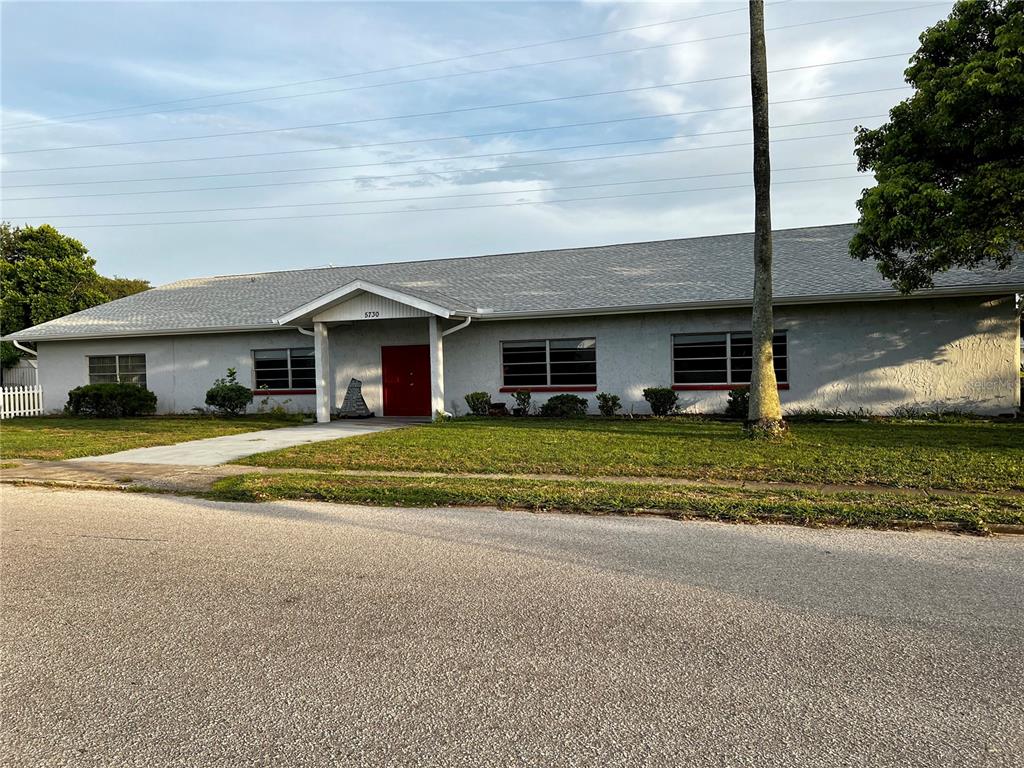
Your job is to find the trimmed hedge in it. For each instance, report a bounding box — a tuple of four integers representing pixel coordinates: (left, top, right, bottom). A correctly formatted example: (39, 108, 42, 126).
(643, 387, 678, 416)
(539, 394, 588, 418)
(65, 383, 158, 418)
(465, 391, 491, 416)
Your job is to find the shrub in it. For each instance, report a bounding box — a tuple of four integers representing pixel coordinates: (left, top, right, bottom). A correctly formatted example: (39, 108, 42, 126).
(642, 387, 678, 416)
(725, 387, 749, 419)
(205, 368, 253, 416)
(596, 392, 621, 417)
(539, 393, 589, 418)
(511, 390, 532, 416)
(65, 383, 158, 418)
(465, 391, 491, 416)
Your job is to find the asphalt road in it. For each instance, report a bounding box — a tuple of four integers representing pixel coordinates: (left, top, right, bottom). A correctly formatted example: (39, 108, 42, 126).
(1, 486, 1022, 768)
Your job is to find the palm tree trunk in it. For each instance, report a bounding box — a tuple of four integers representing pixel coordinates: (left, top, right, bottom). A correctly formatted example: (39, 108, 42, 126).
(747, 0, 785, 436)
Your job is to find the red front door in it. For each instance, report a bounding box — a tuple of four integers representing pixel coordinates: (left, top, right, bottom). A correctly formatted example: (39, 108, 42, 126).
(381, 345, 431, 417)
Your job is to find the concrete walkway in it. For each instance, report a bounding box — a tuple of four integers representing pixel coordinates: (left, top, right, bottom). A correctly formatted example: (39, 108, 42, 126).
(67, 418, 411, 466)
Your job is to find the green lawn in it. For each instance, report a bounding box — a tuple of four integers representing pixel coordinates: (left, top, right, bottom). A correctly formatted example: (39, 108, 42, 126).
(210, 472, 1024, 532)
(236, 418, 1024, 492)
(0, 415, 303, 461)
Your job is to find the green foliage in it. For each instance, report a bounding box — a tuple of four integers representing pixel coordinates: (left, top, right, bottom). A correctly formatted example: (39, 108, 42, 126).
(642, 387, 678, 416)
(0, 223, 149, 366)
(94, 274, 151, 301)
(205, 368, 253, 416)
(725, 387, 750, 419)
(0, 343, 20, 369)
(65, 383, 158, 418)
(538, 394, 589, 418)
(464, 391, 491, 416)
(511, 390, 532, 416)
(850, 0, 1024, 292)
(596, 392, 621, 417)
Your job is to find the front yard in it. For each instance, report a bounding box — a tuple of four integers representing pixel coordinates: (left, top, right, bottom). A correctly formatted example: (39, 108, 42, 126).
(3, 414, 1021, 532)
(235, 417, 1024, 492)
(0, 415, 302, 461)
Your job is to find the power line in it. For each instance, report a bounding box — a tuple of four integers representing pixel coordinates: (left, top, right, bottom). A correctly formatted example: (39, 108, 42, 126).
(0, 53, 910, 156)
(23, 163, 858, 219)
(1, 87, 908, 174)
(3, 5, 759, 129)
(2, 3, 943, 132)
(37, 175, 867, 229)
(2, 130, 862, 202)
(4, 115, 881, 188)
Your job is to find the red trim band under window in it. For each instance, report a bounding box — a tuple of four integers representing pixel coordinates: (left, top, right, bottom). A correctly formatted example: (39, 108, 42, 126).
(252, 389, 316, 395)
(672, 383, 789, 391)
(499, 386, 597, 393)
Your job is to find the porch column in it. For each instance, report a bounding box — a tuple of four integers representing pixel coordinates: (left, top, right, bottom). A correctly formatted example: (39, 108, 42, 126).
(428, 316, 445, 419)
(314, 321, 332, 423)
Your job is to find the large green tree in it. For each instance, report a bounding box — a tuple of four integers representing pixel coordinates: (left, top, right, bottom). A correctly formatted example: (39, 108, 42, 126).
(851, 0, 1023, 292)
(0, 223, 150, 366)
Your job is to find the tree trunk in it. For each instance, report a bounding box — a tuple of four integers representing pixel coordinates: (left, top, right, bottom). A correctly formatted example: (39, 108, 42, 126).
(746, 0, 785, 437)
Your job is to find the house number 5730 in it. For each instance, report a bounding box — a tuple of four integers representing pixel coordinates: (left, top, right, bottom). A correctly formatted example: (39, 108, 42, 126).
(364, 311, 380, 319)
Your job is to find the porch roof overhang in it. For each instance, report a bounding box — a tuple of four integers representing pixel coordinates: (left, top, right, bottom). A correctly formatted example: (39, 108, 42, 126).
(274, 279, 475, 326)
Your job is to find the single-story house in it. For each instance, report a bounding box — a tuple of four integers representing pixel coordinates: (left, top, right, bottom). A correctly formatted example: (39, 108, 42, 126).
(4, 223, 1022, 419)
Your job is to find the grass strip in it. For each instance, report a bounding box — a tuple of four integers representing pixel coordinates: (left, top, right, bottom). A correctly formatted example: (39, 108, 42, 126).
(234, 418, 1024, 492)
(210, 472, 1024, 533)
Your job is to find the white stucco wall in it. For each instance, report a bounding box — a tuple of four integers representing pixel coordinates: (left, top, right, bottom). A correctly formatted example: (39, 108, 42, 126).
(32, 294, 1020, 417)
(438, 294, 1019, 416)
(36, 329, 317, 415)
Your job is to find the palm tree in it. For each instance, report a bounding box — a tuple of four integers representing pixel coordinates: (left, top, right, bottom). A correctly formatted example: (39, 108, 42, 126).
(747, 0, 786, 438)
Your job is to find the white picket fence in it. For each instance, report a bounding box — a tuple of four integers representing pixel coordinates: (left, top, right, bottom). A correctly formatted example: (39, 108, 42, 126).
(0, 385, 44, 419)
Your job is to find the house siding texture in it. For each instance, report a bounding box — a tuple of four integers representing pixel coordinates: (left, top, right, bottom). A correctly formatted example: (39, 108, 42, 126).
(36, 329, 317, 415)
(34, 295, 1020, 417)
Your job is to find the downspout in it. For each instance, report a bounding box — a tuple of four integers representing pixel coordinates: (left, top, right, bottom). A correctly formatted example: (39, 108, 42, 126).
(13, 340, 37, 357)
(295, 327, 315, 337)
(442, 316, 472, 337)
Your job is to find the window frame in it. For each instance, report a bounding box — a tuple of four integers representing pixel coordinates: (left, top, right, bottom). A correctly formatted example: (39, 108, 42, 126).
(87, 354, 147, 387)
(251, 347, 316, 393)
(498, 337, 598, 392)
(671, 330, 788, 390)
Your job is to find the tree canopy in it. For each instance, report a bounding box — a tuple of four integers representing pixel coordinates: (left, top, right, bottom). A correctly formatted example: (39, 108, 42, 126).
(850, 0, 1023, 292)
(0, 223, 150, 366)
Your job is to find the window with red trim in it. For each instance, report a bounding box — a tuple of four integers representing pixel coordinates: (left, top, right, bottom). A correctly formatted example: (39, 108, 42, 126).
(501, 338, 596, 388)
(252, 347, 315, 390)
(672, 331, 787, 387)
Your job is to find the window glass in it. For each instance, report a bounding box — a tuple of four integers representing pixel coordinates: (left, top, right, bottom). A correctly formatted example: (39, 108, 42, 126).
(549, 338, 596, 385)
(88, 354, 146, 386)
(673, 333, 728, 385)
(501, 339, 596, 387)
(253, 348, 314, 389)
(118, 354, 148, 386)
(673, 332, 787, 385)
(88, 356, 118, 384)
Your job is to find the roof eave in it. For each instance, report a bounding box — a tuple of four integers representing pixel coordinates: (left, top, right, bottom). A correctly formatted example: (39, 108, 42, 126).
(474, 285, 1023, 320)
(0, 323, 292, 344)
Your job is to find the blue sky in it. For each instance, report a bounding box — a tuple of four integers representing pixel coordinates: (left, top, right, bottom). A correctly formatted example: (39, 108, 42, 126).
(1, 0, 952, 284)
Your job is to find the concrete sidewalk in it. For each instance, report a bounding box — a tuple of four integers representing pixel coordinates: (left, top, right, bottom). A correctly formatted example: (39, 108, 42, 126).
(67, 418, 410, 466)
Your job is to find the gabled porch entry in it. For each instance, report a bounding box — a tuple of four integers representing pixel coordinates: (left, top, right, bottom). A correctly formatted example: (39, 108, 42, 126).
(276, 279, 476, 423)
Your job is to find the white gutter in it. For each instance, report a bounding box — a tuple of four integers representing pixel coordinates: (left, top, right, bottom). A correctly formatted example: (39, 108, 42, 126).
(442, 316, 472, 337)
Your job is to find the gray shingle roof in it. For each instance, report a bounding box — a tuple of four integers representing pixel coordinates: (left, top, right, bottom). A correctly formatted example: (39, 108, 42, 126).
(7, 223, 1023, 341)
